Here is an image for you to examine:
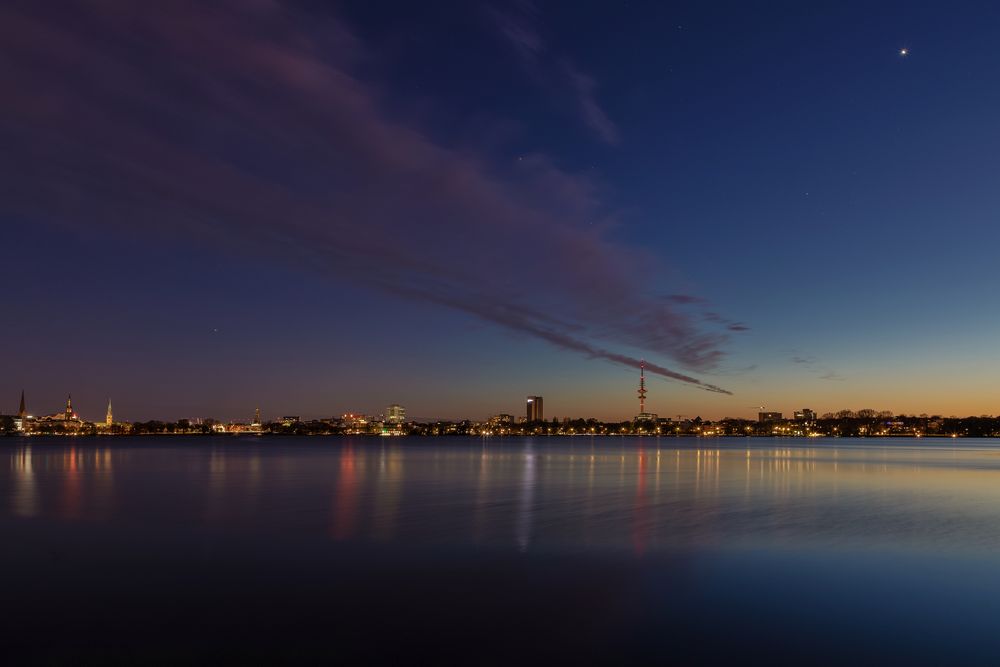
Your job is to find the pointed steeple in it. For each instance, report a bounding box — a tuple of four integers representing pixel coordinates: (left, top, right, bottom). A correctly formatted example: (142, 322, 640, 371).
(106, 398, 113, 426)
(65, 394, 74, 420)
(18, 390, 25, 419)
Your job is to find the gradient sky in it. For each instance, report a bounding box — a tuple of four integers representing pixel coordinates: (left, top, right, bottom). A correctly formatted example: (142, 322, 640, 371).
(4, 0, 1000, 422)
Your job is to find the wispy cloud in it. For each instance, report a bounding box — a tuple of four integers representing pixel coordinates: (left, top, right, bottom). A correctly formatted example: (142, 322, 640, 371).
(0, 0, 735, 392)
(704, 312, 751, 333)
(666, 294, 706, 305)
(487, 1, 619, 144)
(391, 285, 731, 394)
(558, 59, 619, 145)
(789, 355, 844, 381)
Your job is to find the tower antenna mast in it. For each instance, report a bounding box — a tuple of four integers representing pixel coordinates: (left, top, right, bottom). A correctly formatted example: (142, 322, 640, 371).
(638, 360, 647, 414)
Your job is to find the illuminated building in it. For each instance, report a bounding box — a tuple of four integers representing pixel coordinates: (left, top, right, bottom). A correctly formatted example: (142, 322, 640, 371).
(342, 413, 368, 434)
(794, 408, 817, 421)
(106, 398, 113, 426)
(12, 390, 27, 432)
(386, 404, 406, 425)
(281, 416, 300, 426)
(247, 407, 263, 433)
(485, 414, 514, 435)
(526, 396, 543, 422)
(758, 411, 783, 423)
(31, 393, 83, 431)
(39, 394, 79, 421)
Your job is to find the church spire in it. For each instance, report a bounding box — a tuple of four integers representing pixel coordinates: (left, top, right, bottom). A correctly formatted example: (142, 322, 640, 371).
(18, 390, 25, 419)
(65, 394, 74, 420)
(106, 398, 113, 426)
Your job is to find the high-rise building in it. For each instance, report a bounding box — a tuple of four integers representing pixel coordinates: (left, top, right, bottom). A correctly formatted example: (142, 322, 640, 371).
(106, 398, 113, 426)
(386, 404, 406, 424)
(758, 411, 783, 423)
(18, 390, 25, 419)
(794, 408, 817, 421)
(526, 396, 543, 422)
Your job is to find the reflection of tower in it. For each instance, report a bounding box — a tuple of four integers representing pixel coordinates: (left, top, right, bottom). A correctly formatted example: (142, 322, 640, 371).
(638, 361, 647, 414)
(106, 398, 113, 426)
(65, 394, 74, 420)
(18, 390, 26, 419)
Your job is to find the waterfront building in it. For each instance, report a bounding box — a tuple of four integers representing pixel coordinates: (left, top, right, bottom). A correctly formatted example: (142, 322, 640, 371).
(13, 390, 27, 432)
(248, 407, 263, 433)
(386, 404, 406, 425)
(342, 413, 368, 434)
(31, 394, 84, 432)
(758, 411, 783, 423)
(794, 408, 817, 421)
(526, 396, 544, 422)
(38, 394, 80, 422)
(106, 398, 113, 426)
(486, 414, 515, 434)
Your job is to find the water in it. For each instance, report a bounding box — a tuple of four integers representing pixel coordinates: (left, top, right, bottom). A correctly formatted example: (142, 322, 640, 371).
(4, 436, 1000, 664)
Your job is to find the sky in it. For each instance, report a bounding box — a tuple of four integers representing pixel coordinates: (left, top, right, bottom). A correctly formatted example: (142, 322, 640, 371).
(3, 0, 1000, 422)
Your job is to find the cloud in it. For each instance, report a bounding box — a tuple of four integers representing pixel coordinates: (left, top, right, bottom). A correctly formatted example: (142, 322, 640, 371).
(666, 294, 706, 305)
(704, 312, 751, 333)
(790, 355, 843, 381)
(558, 60, 620, 145)
(390, 284, 731, 394)
(0, 0, 733, 391)
(487, 1, 618, 144)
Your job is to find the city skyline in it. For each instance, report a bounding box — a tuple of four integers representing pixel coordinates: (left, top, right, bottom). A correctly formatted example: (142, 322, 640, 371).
(6, 385, 994, 426)
(6, 2, 1000, 420)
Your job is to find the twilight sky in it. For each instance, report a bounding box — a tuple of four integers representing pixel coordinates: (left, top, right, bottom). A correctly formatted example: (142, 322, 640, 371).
(4, 0, 1000, 422)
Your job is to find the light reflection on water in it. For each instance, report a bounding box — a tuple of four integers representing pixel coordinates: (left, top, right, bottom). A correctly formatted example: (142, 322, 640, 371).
(5, 436, 1000, 554)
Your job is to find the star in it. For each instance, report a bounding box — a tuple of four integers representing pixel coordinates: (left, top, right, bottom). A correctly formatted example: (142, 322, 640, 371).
(899, 48, 908, 56)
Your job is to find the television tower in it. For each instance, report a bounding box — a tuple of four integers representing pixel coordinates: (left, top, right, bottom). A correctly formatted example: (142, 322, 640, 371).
(638, 360, 647, 414)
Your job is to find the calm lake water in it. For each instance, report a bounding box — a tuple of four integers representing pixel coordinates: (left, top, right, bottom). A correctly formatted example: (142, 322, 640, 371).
(4, 436, 1000, 664)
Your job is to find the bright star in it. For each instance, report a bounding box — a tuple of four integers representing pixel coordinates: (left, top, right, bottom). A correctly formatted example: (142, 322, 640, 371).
(899, 48, 908, 56)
